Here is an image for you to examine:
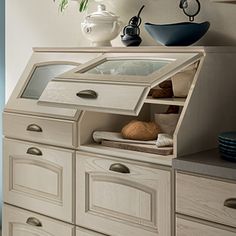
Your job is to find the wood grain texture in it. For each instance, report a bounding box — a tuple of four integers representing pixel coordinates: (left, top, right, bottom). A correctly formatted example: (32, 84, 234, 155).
(3, 138, 75, 223)
(176, 216, 236, 236)
(76, 151, 171, 236)
(176, 173, 236, 228)
(2, 204, 75, 236)
(76, 227, 107, 236)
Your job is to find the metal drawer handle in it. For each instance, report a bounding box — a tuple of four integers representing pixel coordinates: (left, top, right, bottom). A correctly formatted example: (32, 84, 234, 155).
(76, 90, 98, 99)
(27, 124, 43, 132)
(27, 147, 43, 156)
(26, 217, 42, 227)
(224, 198, 236, 209)
(109, 163, 130, 174)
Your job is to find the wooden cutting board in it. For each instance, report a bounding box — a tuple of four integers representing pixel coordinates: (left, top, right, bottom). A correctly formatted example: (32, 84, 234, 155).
(101, 140, 173, 155)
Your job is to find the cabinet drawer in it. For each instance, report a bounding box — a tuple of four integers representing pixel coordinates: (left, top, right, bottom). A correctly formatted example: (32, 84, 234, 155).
(3, 138, 74, 223)
(176, 173, 236, 228)
(2, 204, 74, 236)
(176, 216, 236, 236)
(39, 82, 148, 115)
(76, 151, 171, 236)
(76, 227, 107, 236)
(3, 112, 77, 148)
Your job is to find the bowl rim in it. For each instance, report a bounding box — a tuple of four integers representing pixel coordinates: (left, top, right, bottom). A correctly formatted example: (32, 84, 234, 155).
(144, 21, 210, 27)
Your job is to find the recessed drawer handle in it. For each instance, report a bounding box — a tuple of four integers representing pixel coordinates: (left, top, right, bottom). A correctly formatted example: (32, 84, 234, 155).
(27, 147, 43, 156)
(27, 124, 43, 132)
(109, 163, 130, 174)
(76, 90, 98, 99)
(224, 198, 236, 209)
(26, 217, 42, 227)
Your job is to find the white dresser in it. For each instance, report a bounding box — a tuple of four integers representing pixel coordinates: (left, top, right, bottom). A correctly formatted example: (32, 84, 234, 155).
(3, 47, 236, 236)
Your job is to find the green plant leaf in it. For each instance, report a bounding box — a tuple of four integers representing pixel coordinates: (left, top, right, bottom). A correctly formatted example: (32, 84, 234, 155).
(79, 0, 89, 12)
(59, 0, 69, 12)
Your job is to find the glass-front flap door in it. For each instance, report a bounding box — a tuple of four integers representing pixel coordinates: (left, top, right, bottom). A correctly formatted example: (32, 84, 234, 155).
(5, 51, 101, 119)
(38, 52, 203, 115)
(55, 52, 203, 85)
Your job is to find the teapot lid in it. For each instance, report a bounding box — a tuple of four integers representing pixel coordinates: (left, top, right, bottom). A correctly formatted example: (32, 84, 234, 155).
(86, 4, 119, 22)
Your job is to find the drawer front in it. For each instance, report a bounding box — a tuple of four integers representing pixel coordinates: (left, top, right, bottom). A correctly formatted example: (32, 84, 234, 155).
(3, 112, 77, 148)
(176, 216, 236, 236)
(3, 204, 74, 236)
(76, 152, 171, 236)
(176, 173, 236, 228)
(3, 139, 74, 223)
(39, 82, 148, 115)
(76, 227, 107, 236)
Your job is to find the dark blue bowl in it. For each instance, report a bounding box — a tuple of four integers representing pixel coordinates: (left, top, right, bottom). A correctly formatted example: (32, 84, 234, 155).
(144, 21, 210, 46)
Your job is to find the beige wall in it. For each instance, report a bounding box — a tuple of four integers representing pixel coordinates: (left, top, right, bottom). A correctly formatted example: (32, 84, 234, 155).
(6, 0, 236, 99)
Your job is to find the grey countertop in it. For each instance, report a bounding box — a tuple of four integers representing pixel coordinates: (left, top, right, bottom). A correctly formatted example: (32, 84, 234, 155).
(172, 149, 236, 181)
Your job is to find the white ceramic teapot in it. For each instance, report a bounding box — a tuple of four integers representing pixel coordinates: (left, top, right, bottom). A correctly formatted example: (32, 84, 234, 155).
(81, 4, 122, 46)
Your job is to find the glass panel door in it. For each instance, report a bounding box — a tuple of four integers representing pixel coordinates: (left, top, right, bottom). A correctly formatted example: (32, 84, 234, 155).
(83, 59, 171, 76)
(21, 64, 76, 100)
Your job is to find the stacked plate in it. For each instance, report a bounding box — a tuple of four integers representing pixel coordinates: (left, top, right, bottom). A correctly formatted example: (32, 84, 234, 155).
(219, 132, 236, 162)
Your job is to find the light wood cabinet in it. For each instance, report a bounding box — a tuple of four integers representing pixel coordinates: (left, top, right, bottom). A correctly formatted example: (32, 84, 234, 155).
(176, 216, 236, 236)
(76, 151, 171, 236)
(3, 138, 75, 223)
(4, 47, 236, 236)
(176, 172, 236, 228)
(3, 204, 75, 236)
(3, 112, 78, 148)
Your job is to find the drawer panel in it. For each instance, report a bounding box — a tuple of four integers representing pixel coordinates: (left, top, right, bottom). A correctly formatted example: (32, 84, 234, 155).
(3, 204, 74, 236)
(76, 227, 107, 236)
(39, 82, 148, 115)
(176, 216, 236, 236)
(76, 151, 171, 236)
(3, 112, 77, 148)
(176, 173, 236, 228)
(3, 139, 74, 223)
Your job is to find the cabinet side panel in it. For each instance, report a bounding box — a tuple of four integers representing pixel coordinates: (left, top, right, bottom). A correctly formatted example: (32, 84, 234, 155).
(176, 52, 236, 156)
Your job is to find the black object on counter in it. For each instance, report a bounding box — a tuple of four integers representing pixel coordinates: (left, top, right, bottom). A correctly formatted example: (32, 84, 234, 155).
(179, 0, 201, 22)
(121, 5, 145, 47)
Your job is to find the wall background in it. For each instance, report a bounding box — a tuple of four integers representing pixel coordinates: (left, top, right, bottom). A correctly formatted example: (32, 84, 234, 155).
(5, 0, 236, 100)
(0, 0, 5, 225)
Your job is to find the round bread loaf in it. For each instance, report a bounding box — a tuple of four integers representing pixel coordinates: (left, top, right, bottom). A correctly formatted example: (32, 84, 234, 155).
(121, 120, 161, 141)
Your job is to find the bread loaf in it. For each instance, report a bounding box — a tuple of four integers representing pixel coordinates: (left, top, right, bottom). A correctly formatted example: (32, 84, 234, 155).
(121, 120, 161, 141)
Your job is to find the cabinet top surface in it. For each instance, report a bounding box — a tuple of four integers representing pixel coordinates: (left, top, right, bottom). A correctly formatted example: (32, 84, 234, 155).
(33, 46, 236, 54)
(173, 149, 236, 181)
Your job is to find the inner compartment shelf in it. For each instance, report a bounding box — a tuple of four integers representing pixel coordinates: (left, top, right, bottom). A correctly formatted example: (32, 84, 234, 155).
(79, 102, 182, 158)
(144, 97, 186, 106)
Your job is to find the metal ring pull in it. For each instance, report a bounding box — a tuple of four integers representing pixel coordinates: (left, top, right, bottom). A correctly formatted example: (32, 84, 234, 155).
(27, 147, 43, 156)
(26, 217, 42, 227)
(109, 163, 130, 174)
(224, 198, 236, 209)
(76, 90, 98, 99)
(26, 124, 43, 132)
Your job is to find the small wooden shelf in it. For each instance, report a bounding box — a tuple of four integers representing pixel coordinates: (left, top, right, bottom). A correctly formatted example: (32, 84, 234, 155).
(144, 96, 186, 106)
